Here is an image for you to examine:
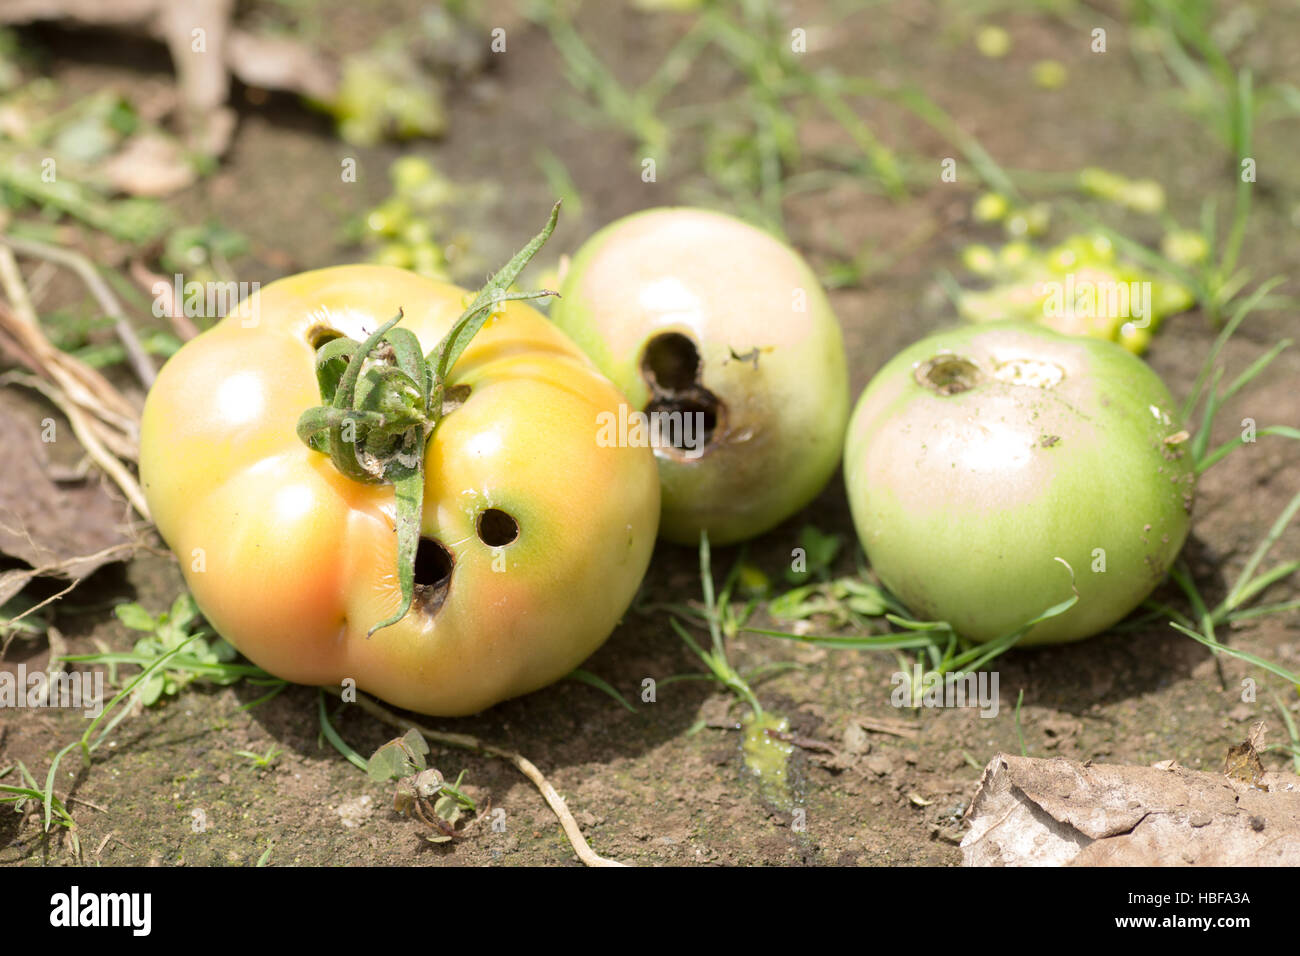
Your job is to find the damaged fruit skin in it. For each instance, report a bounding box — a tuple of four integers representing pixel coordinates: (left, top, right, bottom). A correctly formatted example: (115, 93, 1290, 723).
(140, 265, 659, 716)
(844, 321, 1195, 644)
(551, 207, 849, 545)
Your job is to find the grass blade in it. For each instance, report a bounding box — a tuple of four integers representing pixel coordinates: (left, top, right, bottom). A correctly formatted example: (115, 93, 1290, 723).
(317, 690, 367, 771)
(567, 668, 636, 713)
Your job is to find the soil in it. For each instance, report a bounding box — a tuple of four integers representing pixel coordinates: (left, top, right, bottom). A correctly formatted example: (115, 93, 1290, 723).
(2, 0, 1298, 867)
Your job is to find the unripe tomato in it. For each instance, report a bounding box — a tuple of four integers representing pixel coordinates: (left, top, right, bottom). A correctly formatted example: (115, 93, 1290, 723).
(844, 322, 1195, 644)
(551, 207, 849, 545)
(140, 265, 660, 715)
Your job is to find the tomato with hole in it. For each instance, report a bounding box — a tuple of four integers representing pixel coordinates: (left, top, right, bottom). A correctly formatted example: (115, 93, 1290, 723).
(551, 207, 849, 546)
(844, 321, 1195, 644)
(139, 265, 660, 715)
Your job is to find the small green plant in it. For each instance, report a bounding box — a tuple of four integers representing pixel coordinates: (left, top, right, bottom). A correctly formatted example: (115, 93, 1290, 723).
(10, 623, 214, 853)
(0, 761, 80, 857)
(654, 532, 813, 809)
(160, 221, 250, 292)
(65, 594, 283, 707)
(1181, 286, 1298, 473)
(366, 729, 478, 843)
(769, 543, 887, 629)
(784, 524, 842, 586)
(532, 0, 904, 232)
(1152, 488, 1300, 674)
(753, 566, 1077, 704)
(110, 594, 234, 704)
(659, 532, 768, 715)
(4, 591, 291, 857)
(234, 745, 282, 770)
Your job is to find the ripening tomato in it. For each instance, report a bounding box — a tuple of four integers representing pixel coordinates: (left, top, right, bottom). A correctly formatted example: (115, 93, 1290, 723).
(140, 264, 659, 715)
(844, 321, 1195, 644)
(551, 207, 849, 546)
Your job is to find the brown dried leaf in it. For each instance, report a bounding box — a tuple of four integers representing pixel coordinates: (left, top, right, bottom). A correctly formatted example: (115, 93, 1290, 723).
(0, 389, 137, 583)
(1224, 721, 1268, 789)
(962, 754, 1300, 866)
(101, 134, 198, 198)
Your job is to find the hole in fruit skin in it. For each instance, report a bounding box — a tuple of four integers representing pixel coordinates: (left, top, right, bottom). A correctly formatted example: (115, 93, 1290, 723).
(642, 332, 701, 391)
(413, 537, 453, 617)
(645, 390, 719, 448)
(915, 355, 983, 396)
(639, 332, 726, 459)
(307, 325, 344, 350)
(477, 508, 519, 547)
(991, 357, 1066, 389)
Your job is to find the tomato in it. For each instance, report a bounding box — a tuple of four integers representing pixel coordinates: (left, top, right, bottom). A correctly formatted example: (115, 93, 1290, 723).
(139, 262, 660, 716)
(551, 207, 849, 545)
(844, 321, 1195, 644)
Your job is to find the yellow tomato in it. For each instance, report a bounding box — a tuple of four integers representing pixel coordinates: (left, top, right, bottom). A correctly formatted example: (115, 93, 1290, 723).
(140, 265, 659, 715)
(551, 208, 849, 545)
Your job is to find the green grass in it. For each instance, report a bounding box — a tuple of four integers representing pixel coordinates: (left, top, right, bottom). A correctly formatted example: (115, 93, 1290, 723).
(234, 745, 283, 770)
(566, 667, 636, 712)
(6, 628, 208, 852)
(532, 0, 906, 233)
(6, 593, 292, 855)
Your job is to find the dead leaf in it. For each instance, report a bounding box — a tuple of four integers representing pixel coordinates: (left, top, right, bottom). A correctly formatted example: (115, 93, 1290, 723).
(0, 390, 137, 582)
(1223, 722, 1268, 789)
(102, 133, 197, 197)
(962, 754, 1300, 866)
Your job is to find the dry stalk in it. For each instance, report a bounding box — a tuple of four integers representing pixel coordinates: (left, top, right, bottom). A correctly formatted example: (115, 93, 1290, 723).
(0, 244, 148, 518)
(0, 233, 156, 388)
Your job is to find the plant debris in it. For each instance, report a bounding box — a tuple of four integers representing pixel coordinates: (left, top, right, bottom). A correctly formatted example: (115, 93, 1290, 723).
(962, 750, 1300, 866)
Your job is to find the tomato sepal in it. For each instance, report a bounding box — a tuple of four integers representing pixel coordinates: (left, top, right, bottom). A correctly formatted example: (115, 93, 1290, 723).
(295, 203, 562, 636)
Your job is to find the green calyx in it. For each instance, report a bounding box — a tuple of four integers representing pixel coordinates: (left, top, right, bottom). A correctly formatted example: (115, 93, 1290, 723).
(296, 202, 561, 636)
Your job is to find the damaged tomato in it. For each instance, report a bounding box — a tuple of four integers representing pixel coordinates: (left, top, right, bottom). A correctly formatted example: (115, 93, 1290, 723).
(844, 321, 1195, 644)
(140, 211, 659, 715)
(551, 207, 849, 546)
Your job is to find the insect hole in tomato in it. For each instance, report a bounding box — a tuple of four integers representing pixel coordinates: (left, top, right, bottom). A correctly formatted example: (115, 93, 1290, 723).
(477, 508, 519, 547)
(413, 537, 453, 615)
(639, 331, 723, 458)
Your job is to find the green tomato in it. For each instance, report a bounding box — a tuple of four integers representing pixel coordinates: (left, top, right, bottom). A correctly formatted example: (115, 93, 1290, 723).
(1161, 230, 1210, 266)
(364, 199, 411, 239)
(551, 207, 849, 545)
(844, 322, 1195, 644)
(975, 25, 1011, 58)
(369, 242, 414, 269)
(1030, 60, 1068, 90)
(972, 192, 1010, 223)
(390, 156, 437, 194)
(961, 243, 998, 276)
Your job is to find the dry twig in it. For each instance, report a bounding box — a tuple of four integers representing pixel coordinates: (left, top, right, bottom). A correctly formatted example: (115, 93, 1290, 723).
(0, 243, 149, 519)
(0, 233, 156, 388)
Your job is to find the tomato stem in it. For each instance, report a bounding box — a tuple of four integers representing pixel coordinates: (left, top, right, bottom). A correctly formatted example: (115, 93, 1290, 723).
(296, 204, 562, 635)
